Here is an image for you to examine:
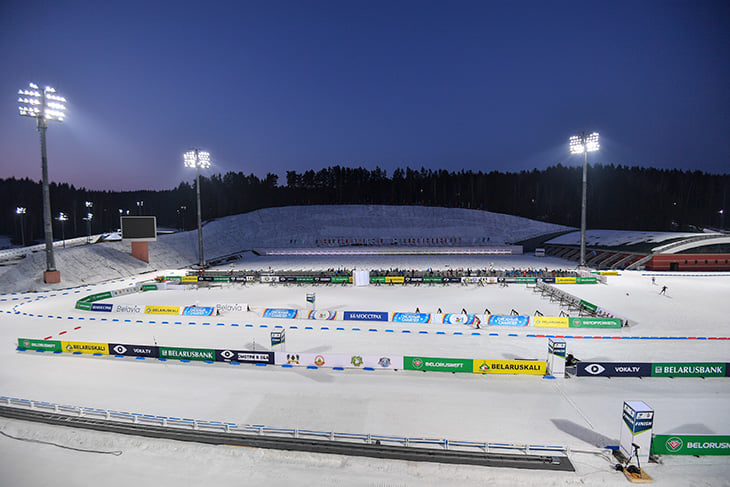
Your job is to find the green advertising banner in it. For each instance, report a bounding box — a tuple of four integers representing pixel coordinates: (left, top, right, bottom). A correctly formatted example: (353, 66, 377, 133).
(651, 363, 726, 377)
(75, 301, 92, 311)
(159, 346, 215, 361)
(370, 276, 386, 283)
(331, 276, 350, 283)
(423, 276, 443, 283)
(569, 317, 621, 328)
(579, 300, 598, 312)
(577, 277, 597, 284)
(141, 284, 158, 291)
(514, 277, 537, 283)
(404, 356, 473, 373)
(18, 338, 62, 352)
(295, 276, 314, 283)
(213, 276, 231, 282)
(652, 435, 730, 455)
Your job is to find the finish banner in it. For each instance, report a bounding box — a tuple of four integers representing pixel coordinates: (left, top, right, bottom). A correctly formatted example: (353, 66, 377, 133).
(577, 362, 652, 377)
(403, 356, 472, 373)
(18, 338, 61, 352)
(392, 312, 431, 323)
(533, 316, 569, 328)
(651, 435, 730, 456)
(569, 317, 622, 328)
(343, 311, 388, 322)
(651, 363, 726, 377)
(144, 305, 180, 315)
(488, 315, 530, 326)
(262, 308, 298, 319)
(62, 341, 109, 354)
(473, 359, 546, 375)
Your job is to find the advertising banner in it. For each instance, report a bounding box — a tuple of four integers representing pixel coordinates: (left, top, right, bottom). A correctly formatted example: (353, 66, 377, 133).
(62, 341, 109, 354)
(579, 300, 598, 312)
(404, 276, 423, 283)
(181, 276, 199, 283)
(343, 311, 388, 322)
(621, 401, 654, 463)
(537, 277, 556, 283)
(307, 310, 336, 320)
(262, 308, 298, 319)
(140, 284, 159, 291)
(403, 356, 472, 373)
(159, 346, 215, 361)
(392, 312, 431, 324)
(651, 363, 726, 377)
(443, 277, 462, 283)
(114, 304, 143, 314)
(108, 343, 159, 358)
(385, 276, 405, 284)
(488, 315, 530, 326)
(215, 303, 247, 314)
(331, 276, 350, 283)
(90, 303, 113, 312)
(260, 275, 280, 283)
(569, 317, 622, 328)
(651, 435, 730, 456)
(577, 362, 652, 377)
(215, 349, 275, 364)
(577, 277, 597, 284)
(18, 338, 61, 352)
(144, 305, 181, 315)
(370, 276, 386, 283)
(556, 277, 577, 284)
(514, 277, 537, 283)
(182, 306, 215, 316)
(296, 276, 315, 283)
(75, 301, 91, 311)
(473, 359, 546, 375)
(534, 316, 569, 328)
(423, 276, 443, 283)
(442, 313, 478, 325)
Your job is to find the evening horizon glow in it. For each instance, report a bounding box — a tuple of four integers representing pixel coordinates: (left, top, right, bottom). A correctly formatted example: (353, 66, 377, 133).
(1, 1, 728, 191)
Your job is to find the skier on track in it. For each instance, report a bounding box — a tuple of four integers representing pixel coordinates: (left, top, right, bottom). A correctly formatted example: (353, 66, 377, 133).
(659, 285, 667, 295)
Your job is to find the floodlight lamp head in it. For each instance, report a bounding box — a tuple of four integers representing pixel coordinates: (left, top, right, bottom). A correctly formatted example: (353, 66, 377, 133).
(584, 132, 600, 152)
(197, 151, 211, 169)
(16, 207, 26, 214)
(17, 83, 66, 122)
(569, 135, 584, 154)
(184, 150, 197, 168)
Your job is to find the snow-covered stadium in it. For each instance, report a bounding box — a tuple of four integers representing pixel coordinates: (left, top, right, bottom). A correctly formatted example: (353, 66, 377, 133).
(1, 205, 729, 486)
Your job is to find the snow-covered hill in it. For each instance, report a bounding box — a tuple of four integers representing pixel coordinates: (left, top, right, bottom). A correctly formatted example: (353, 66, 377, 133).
(0, 205, 571, 292)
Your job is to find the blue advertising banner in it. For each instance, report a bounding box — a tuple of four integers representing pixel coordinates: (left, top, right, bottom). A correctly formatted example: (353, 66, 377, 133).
(488, 315, 529, 326)
(182, 306, 215, 316)
(442, 313, 477, 325)
(90, 303, 113, 312)
(577, 362, 652, 377)
(392, 312, 431, 323)
(343, 311, 388, 322)
(263, 308, 298, 319)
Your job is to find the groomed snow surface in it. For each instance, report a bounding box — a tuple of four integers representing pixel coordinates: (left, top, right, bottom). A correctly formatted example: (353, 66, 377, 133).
(1, 206, 729, 486)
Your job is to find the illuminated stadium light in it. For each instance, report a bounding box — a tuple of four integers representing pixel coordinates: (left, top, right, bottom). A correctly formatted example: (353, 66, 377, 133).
(569, 131, 601, 268)
(184, 148, 212, 267)
(17, 82, 68, 282)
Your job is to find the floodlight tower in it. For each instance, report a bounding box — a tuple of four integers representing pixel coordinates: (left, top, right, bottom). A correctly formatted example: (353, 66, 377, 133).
(16, 207, 26, 247)
(18, 82, 67, 283)
(57, 212, 68, 248)
(184, 149, 211, 267)
(569, 131, 600, 268)
(85, 201, 93, 242)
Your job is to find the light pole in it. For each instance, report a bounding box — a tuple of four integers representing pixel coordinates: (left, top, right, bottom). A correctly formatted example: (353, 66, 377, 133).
(18, 82, 66, 282)
(136, 200, 144, 215)
(569, 131, 599, 268)
(16, 207, 26, 247)
(85, 201, 93, 242)
(57, 212, 68, 248)
(184, 149, 211, 267)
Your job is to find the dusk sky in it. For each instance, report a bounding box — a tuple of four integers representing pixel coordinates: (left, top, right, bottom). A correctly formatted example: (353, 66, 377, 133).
(1, 1, 728, 191)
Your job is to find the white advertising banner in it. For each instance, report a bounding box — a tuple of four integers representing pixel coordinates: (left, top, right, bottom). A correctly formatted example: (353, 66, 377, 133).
(275, 352, 403, 370)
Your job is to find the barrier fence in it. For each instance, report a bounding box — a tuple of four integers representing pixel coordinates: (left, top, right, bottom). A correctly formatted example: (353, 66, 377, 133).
(577, 362, 730, 378)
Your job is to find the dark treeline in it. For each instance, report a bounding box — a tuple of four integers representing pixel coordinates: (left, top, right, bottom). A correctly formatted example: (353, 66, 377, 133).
(1, 164, 728, 244)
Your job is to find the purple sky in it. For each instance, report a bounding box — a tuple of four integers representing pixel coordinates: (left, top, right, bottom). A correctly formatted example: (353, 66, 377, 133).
(1, 1, 728, 191)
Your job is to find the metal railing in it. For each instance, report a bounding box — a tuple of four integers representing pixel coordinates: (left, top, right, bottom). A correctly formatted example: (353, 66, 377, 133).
(0, 395, 567, 455)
